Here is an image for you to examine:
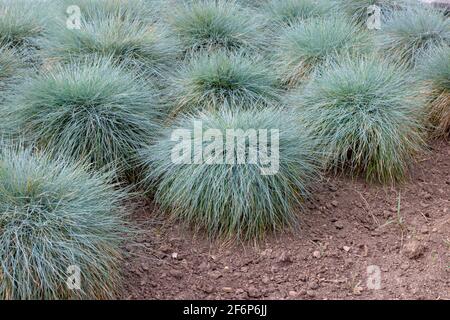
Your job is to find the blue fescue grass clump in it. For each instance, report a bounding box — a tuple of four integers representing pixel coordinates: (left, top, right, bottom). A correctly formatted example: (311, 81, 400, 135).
(272, 16, 372, 87)
(168, 51, 280, 116)
(140, 107, 319, 240)
(335, 0, 407, 26)
(264, 0, 335, 27)
(290, 55, 426, 183)
(166, 0, 264, 54)
(418, 45, 450, 137)
(57, 0, 161, 23)
(0, 146, 128, 299)
(0, 45, 21, 89)
(7, 58, 161, 177)
(42, 12, 179, 76)
(0, 0, 48, 48)
(377, 5, 450, 66)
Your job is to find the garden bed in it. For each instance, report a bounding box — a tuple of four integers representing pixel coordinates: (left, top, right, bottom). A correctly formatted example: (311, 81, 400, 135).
(122, 140, 449, 300)
(0, 0, 448, 300)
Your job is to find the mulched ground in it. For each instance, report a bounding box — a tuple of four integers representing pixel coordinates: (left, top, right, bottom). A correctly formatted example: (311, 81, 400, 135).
(121, 140, 449, 300)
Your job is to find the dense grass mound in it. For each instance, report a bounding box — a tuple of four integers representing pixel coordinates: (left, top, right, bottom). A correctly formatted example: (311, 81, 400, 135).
(0, 146, 127, 299)
(0, 0, 47, 48)
(58, 0, 159, 23)
(264, 0, 334, 26)
(166, 0, 262, 53)
(140, 107, 319, 240)
(43, 13, 178, 75)
(419, 45, 450, 137)
(168, 51, 280, 116)
(335, 0, 407, 26)
(291, 56, 426, 183)
(377, 5, 450, 66)
(0, 46, 20, 88)
(9, 58, 160, 176)
(273, 16, 371, 87)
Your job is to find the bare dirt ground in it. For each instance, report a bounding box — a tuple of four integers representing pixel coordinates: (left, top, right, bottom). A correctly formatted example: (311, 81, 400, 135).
(121, 140, 449, 300)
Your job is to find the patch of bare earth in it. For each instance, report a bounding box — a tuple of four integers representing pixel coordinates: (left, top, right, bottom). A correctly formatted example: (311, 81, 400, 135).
(121, 140, 450, 300)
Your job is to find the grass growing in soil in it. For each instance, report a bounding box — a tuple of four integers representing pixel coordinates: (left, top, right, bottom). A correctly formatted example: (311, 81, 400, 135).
(0, 146, 127, 299)
(290, 55, 426, 183)
(377, 5, 450, 66)
(272, 16, 371, 87)
(418, 45, 450, 137)
(43, 13, 179, 75)
(0, 0, 47, 48)
(168, 51, 280, 116)
(263, 0, 334, 27)
(140, 107, 319, 240)
(166, 0, 263, 54)
(8, 58, 161, 176)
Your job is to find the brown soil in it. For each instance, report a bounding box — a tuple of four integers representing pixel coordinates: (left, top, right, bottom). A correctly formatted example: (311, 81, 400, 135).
(121, 140, 450, 300)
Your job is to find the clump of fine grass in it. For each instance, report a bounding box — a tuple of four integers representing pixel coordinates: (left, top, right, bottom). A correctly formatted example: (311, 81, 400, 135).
(57, 0, 160, 23)
(0, 145, 128, 299)
(377, 5, 450, 66)
(335, 0, 408, 26)
(43, 13, 179, 76)
(264, 0, 335, 27)
(166, 0, 263, 54)
(290, 55, 426, 183)
(168, 51, 280, 117)
(273, 16, 372, 87)
(140, 107, 319, 240)
(0, 0, 47, 48)
(418, 45, 450, 137)
(0, 45, 21, 90)
(8, 57, 161, 177)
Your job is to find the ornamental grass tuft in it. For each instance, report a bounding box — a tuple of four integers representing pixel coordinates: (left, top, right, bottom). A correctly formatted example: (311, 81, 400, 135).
(335, 0, 407, 26)
(8, 57, 161, 177)
(168, 51, 280, 116)
(377, 5, 450, 66)
(418, 45, 450, 137)
(0, 145, 128, 299)
(43, 12, 179, 76)
(289, 55, 426, 183)
(0, 0, 47, 48)
(272, 16, 371, 87)
(140, 107, 319, 240)
(166, 0, 263, 54)
(264, 0, 334, 27)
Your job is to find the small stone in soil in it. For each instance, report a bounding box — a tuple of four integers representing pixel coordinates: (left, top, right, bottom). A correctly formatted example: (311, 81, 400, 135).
(288, 290, 298, 298)
(169, 270, 183, 279)
(403, 240, 426, 259)
(313, 250, 321, 259)
(247, 286, 261, 298)
(208, 270, 222, 279)
(277, 251, 293, 264)
(308, 281, 319, 290)
(306, 290, 316, 297)
(334, 221, 344, 229)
